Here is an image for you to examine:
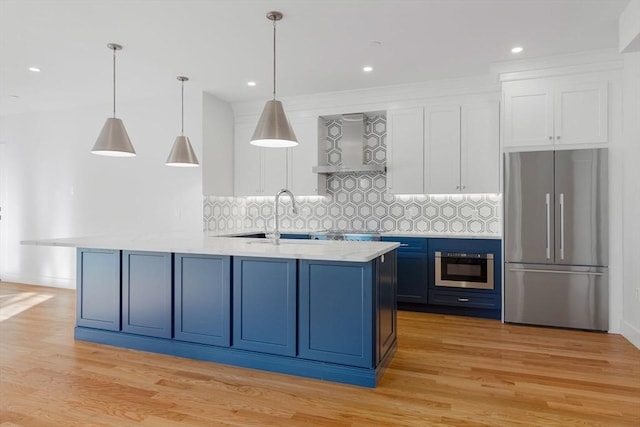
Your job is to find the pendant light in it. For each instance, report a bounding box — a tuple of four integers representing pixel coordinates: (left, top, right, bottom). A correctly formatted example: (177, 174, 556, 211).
(250, 11, 298, 148)
(166, 76, 199, 167)
(92, 43, 136, 157)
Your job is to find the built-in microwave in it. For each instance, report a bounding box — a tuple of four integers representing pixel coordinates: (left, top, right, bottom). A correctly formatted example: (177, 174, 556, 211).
(435, 251, 494, 290)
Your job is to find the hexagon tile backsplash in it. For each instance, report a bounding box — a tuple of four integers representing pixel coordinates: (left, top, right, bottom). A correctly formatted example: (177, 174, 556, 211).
(204, 180, 501, 235)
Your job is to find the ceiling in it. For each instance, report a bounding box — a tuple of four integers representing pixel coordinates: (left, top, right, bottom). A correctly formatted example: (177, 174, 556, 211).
(0, 0, 630, 116)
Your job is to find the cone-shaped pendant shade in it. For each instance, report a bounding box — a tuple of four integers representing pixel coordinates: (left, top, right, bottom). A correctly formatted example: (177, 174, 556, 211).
(250, 100, 298, 148)
(91, 117, 136, 157)
(166, 136, 199, 167)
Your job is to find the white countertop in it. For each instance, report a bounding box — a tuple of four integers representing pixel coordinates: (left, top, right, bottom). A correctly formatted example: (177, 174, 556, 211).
(212, 228, 502, 240)
(21, 232, 400, 263)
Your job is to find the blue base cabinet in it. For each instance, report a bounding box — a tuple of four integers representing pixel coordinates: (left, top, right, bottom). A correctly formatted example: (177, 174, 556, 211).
(75, 250, 397, 387)
(122, 251, 173, 339)
(232, 257, 297, 356)
(174, 254, 231, 346)
(427, 238, 502, 317)
(76, 248, 121, 331)
(299, 252, 397, 369)
(381, 237, 428, 304)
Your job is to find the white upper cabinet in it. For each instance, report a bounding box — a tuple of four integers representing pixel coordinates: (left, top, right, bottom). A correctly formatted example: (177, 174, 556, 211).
(461, 102, 500, 193)
(503, 79, 608, 149)
(386, 107, 424, 194)
(424, 105, 461, 193)
(287, 117, 326, 196)
(386, 98, 499, 195)
(233, 123, 287, 197)
(554, 81, 608, 146)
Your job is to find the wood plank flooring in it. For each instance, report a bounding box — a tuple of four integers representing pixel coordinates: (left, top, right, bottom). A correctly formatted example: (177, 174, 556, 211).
(0, 281, 638, 426)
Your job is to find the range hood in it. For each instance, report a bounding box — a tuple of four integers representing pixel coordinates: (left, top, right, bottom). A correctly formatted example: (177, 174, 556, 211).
(312, 113, 386, 174)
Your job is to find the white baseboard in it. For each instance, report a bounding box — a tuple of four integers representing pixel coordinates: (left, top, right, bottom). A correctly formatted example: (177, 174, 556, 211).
(621, 320, 640, 349)
(1, 272, 75, 289)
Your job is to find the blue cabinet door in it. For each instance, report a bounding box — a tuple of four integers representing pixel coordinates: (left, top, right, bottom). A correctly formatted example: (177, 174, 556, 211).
(232, 257, 297, 356)
(376, 250, 397, 364)
(122, 251, 173, 339)
(299, 260, 374, 368)
(76, 248, 121, 331)
(381, 237, 428, 304)
(174, 254, 231, 346)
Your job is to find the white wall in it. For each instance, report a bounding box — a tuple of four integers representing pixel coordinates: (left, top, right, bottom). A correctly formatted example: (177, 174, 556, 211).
(202, 92, 234, 196)
(0, 91, 204, 288)
(621, 53, 640, 347)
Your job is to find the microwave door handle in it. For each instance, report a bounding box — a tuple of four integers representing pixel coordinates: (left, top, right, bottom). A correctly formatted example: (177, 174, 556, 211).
(559, 193, 565, 260)
(545, 193, 551, 260)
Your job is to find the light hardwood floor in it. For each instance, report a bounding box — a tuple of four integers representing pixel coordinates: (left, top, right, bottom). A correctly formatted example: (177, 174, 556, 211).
(0, 281, 638, 427)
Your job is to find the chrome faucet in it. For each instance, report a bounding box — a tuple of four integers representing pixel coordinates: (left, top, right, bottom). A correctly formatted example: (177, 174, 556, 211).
(272, 188, 298, 245)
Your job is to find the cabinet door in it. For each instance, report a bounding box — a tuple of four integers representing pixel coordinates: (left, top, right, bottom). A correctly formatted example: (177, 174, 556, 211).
(425, 105, 461, 193)
(76, 248, 121, 331)
(554, 81, 608, 146)
(233, 257, 297, 356)
(298, 260, 373, 368)
(234, 123, 262, 196)
(122, 251, 173, 339)
(174, 254, 231, 346)
(461, 102, 500, 193)
(503, 80, 554, 148)
(383, 236, 428, 304)
(288, 117, 325, 195)
(386, 107, 424, 194)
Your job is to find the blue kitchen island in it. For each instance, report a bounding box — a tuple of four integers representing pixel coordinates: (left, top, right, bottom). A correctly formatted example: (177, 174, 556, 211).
(24, 234, 399, 387)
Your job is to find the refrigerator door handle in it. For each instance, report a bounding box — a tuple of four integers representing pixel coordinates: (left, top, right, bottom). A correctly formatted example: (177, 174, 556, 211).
(545, 193, 551, 259)
(560, 193, 565, 260)
(508, 268, 604, 276)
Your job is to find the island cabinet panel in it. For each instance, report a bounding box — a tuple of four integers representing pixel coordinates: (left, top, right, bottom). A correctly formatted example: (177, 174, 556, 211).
(232, 257, 297, 356)
(298, 260, 374, 368)
(122, 251, 173, 339)
(76, 248, 121, 331)
(174, 254, 231, 346)
(376, 251, 397, 364)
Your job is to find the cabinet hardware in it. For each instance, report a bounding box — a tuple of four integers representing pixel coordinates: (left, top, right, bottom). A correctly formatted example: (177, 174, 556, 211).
(556, 135, 561, 139)
(559, 193, 565, 260)
(457, 298, 470, 302)
(545, 193, 551, 259)
(549, 136, 553, 140)
(399, 243, 410, 247)
(509, 268, 604, 276)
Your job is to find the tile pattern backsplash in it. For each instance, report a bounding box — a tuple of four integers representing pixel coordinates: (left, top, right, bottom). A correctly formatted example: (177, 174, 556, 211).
(203, 114, 501, 234)
(204, 190, 501, 234)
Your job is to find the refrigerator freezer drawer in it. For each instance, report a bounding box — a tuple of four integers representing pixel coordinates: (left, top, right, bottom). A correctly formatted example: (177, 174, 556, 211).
(504, 263, 608, 331)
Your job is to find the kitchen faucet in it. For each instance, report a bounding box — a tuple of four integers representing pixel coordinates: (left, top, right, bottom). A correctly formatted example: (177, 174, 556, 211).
(272, 188, 298, 245)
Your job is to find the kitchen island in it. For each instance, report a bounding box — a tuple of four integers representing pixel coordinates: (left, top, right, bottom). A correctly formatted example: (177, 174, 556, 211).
(23, 233, 399, 387)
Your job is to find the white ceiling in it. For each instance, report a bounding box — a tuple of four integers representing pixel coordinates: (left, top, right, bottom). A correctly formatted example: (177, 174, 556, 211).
(0, 0, 629, 116)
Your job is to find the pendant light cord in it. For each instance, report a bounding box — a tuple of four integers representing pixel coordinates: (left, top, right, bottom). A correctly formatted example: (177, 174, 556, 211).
(272, 17, 277, 100)
(181, 79, 185, 136)
(112, 46, 116, 118)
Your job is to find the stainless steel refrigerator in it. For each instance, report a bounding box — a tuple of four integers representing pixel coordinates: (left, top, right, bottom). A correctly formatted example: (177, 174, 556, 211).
(504, 149, 608, 331)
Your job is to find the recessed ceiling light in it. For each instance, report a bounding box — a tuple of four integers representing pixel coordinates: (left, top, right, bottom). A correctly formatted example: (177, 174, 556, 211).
(511, 46, 523, 54)
(28, 67, 41, 72)
(363, 66, 373, 73)
(247, 81, 257, 87)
